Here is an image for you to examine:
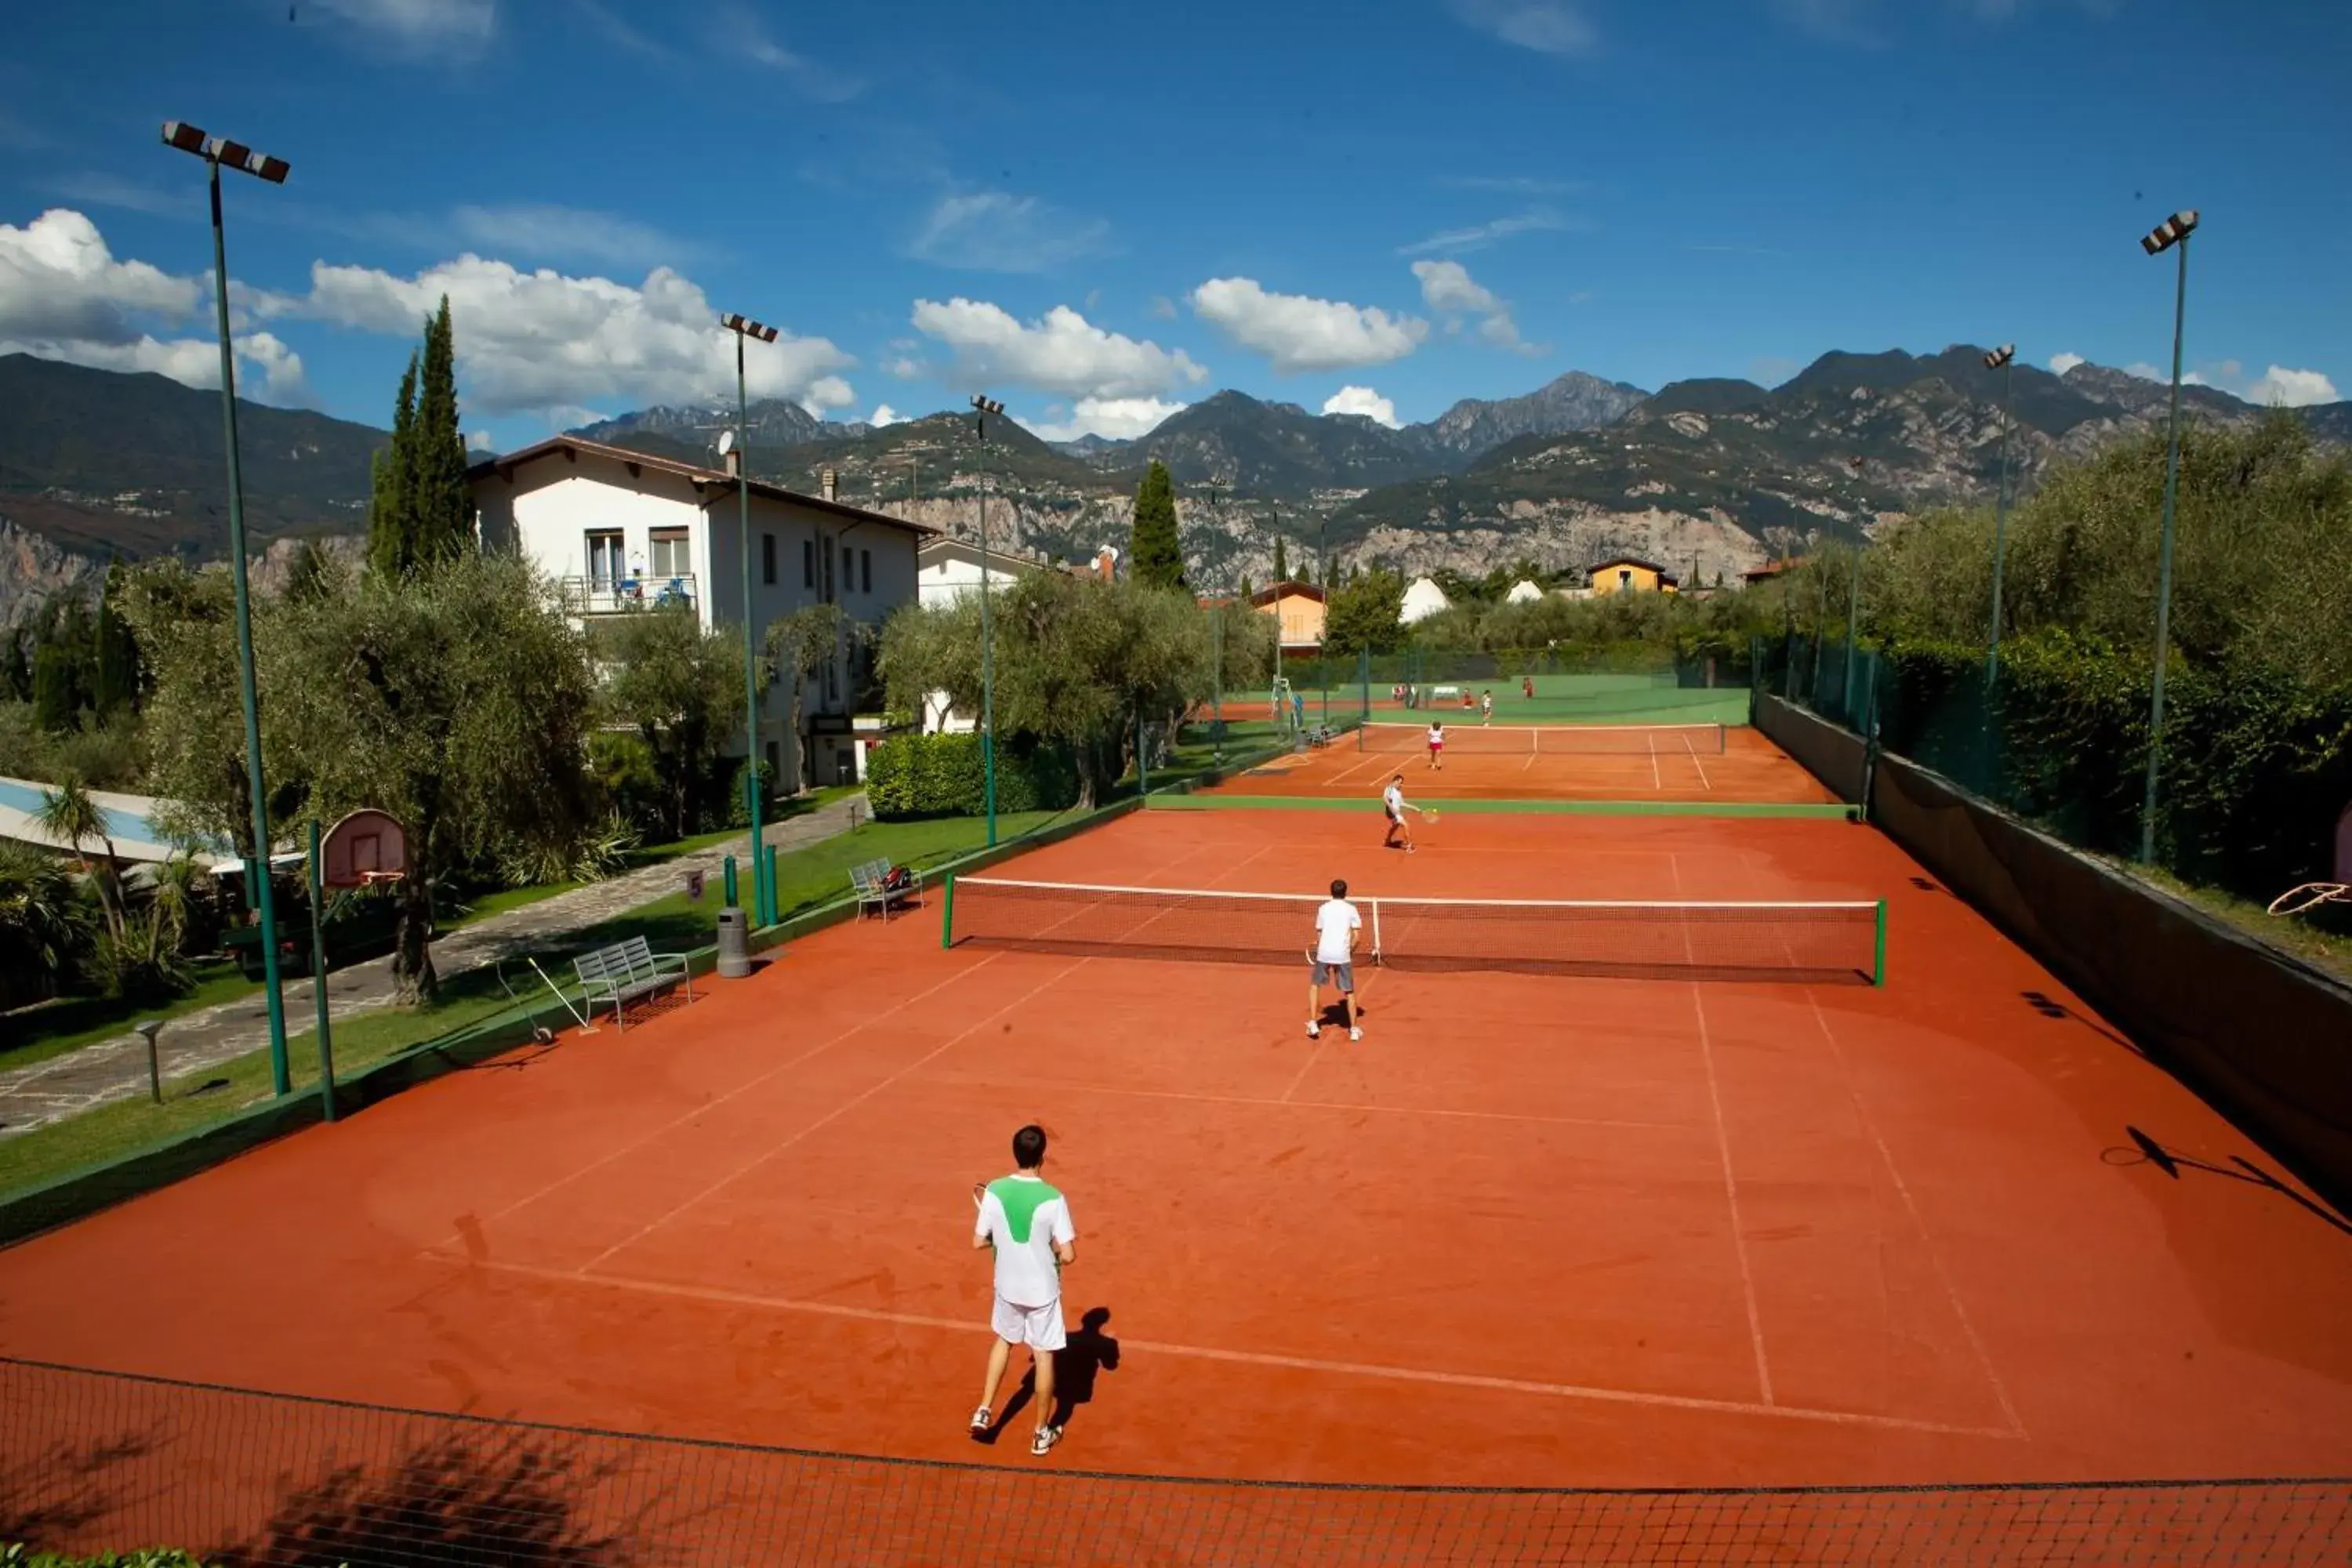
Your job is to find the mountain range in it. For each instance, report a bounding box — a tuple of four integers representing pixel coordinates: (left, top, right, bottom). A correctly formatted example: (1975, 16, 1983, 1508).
(2, 347, 2345, 620)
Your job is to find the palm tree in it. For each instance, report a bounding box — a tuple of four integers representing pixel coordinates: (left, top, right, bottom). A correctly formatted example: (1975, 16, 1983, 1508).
(0, 840, 93, 1007)
(34, 771, 125, 941)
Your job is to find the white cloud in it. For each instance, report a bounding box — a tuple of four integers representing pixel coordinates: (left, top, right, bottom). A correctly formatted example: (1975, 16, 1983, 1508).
(909, 297, 1205, 398)
(800, 376, 855, 416)
(1398, 209, 1567, 257)
(451, 204, 689, 270)
(1021, 395, 1187, 443)
(2243, 365, 2340, 408)
(909, 192, 1112, 274)
(869, 404, 902, 427)
(1322, 386, 1401, 429)
(720, 2, 861, 100)
(2124, 361, 2205, 387)
(296, 252, 855, 417)
(466, 429, 495, 452)
(1447, 0, 1598, 56)
(1146, 295, 1178, 320)
(310, 0, 495, 44)
(2048, 351, 2085, 376)
(1411, 259, 1531, 353)
(0, 208, 310, 405)
(1189, 278, 1425, 375)
(1446, 175, 1579, 195)
(884, 354, 925, 379)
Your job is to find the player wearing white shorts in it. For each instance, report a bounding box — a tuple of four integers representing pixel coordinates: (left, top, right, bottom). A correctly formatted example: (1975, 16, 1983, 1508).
(1309, 878, 1364, 1042)
(1382, 774, 1421, 854)
(1427, 721, 1445, 770)
(971, 1123, 1078, 1456)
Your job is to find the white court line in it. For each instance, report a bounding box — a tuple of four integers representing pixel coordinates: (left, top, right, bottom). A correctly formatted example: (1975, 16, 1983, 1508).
(964, 1074, 1695, 1135)
(577, 959, 1093, 1276)
(1649, 745, 1663, 792)
(1805, 993, 2028, 1440)
(451, 1257, 2021, 1440)
(1690, 749, 1714, 792)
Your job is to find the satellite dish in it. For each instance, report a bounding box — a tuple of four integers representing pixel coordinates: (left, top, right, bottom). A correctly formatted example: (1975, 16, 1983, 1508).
(717, 430, 735, 456)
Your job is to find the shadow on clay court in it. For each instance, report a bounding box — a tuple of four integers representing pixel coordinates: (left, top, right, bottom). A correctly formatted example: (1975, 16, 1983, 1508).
(977, 1307, 1121, 1443)
(2108, 1125, 2352, 1237)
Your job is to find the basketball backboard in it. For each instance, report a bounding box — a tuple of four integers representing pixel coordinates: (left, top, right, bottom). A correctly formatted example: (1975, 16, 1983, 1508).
(319, 808, 408, 891)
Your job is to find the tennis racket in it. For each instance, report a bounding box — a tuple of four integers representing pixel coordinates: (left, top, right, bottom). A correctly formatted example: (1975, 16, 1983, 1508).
(1421, 808, 1441, 823)
(971, 1181, 987, 1210)
(2269, 882, 2350, 917)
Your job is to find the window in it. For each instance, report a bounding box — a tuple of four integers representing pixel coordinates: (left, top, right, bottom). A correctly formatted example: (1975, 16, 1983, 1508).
(804, 539, 815, 590)
(764, 740, 780, 779)
(822, 535, 836, 602)
(861, 548, 872, 594)
(1618, 568, 1632, 588)
(586, 530, 624, 590)
(762, 532, 776, 586)
(649, 528, 690, 582)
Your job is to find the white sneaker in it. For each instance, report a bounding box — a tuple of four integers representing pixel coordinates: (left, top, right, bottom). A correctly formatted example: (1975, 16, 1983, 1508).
(1306, 1021, 1320, 1038)
(1349, 1027, 1363, 1042)
(1031, 1425, 1063, 1457)
(970, 1406, 993, 1436)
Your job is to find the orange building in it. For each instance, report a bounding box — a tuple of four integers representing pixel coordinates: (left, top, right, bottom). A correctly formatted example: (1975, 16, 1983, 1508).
(1587, 556, 1681, 594)
(1248, 580, 1327, 653)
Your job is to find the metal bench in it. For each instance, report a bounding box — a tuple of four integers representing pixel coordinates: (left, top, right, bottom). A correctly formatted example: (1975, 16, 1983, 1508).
(572, 935, 694, 1032)
(850, 858, 921, 921)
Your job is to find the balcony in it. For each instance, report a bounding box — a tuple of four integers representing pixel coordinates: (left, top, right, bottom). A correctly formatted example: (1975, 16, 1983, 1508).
(559, 574, 699, 616)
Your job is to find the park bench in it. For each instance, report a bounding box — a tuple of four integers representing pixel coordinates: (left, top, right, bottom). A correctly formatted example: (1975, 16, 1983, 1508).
(850, 858, 922, 921)
(572, 935, 694, 1032)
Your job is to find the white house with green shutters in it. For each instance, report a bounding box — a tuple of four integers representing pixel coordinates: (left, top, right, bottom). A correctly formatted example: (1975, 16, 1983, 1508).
(468, 434, 935, 786)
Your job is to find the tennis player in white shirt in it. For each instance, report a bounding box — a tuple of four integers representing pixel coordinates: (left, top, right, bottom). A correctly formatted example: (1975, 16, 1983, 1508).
(1382, 773, 1426, 854)
(1309, 878, 1364, 1041)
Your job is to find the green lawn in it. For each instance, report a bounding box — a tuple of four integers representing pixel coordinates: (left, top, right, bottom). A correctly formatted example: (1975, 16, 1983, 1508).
(0, 804, 1062, 1203)
(0, 961, 254, 1076)
(2114, 862, 2352, 986)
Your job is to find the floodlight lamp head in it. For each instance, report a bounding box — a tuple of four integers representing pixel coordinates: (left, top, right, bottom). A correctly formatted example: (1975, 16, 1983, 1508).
(717, 430, 735, 456)
(1984, 343, 2016, 369)
(2140, 210, 2198, 255)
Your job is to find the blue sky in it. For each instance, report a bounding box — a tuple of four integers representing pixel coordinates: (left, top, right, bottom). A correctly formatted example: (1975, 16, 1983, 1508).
(1, 0, 2344, 452)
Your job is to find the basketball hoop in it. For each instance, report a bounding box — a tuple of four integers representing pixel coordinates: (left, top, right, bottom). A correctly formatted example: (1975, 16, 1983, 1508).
(2267, 883, 2350, 918)
(319, 809, 410, 891)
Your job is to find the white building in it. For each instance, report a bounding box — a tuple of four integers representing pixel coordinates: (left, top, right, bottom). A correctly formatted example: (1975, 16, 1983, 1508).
(1401, 575, 1453, 624)
(1504, 579, 1544, 604)
(916, 535, 1059, 609)
(470, 435, 935, 787)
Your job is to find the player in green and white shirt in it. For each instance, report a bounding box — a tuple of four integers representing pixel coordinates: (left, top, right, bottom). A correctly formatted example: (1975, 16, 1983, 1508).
(971, 1123, 1078, 1456)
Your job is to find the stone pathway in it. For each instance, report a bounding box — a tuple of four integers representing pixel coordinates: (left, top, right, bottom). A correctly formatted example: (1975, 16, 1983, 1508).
(0, 795, 869, 1140)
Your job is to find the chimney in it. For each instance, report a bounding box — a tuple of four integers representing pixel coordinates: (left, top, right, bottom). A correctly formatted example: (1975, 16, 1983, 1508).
(723, 448, 741, 479)
(1095, 545, 1117, 583)
(821, 467, 838, 503)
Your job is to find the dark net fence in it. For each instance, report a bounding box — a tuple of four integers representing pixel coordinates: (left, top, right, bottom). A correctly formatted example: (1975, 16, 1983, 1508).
(7, 1358, 2350, 1566)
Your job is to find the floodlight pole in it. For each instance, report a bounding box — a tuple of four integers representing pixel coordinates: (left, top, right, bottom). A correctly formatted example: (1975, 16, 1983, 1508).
(1319, 516, 1330, 729)
(1984, 345, 2017, 688)
(164, 122, 290, 1095)
(723, 312, 779, 924)
(2138, 212, 2198, 866)
(1842, 456, 1864, 713)
(971, 396, 1004, 848)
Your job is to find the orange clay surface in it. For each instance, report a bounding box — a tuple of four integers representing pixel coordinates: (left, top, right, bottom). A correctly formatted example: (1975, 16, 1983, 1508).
(1223, 723, 1836, 804)
(2, 804, 2350, 1493)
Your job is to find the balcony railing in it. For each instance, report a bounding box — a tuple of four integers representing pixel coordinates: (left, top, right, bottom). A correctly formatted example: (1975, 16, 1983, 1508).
(558, 574, 698, 615)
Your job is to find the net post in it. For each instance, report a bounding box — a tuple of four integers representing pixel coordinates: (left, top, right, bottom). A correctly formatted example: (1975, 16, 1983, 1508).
(307, 818, 336, 1122)
(724, 855, 738, 909)
(1370, 897, 1383, 962)
(1873, 900, 1888, 986)
(940, 874, 956, 949)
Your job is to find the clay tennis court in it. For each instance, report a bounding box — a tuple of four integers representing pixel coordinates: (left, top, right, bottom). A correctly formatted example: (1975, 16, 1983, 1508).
(1221, 720, 1838, 804)
(5, 793, 2351, 1523)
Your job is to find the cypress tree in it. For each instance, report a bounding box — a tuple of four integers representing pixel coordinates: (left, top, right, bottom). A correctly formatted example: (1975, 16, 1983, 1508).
(0, 626, 30, 703)
(1272, 534, 1288, 583)
(32, 644, 77, 733)
(1128, 460, 1185, 590)
(93, 561, 140, 717)
(368, 354, 419, 578)
(412, 296, 473, 561)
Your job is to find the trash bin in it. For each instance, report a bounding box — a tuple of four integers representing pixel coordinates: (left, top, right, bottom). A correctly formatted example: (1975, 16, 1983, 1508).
(715, 906, 751, 979)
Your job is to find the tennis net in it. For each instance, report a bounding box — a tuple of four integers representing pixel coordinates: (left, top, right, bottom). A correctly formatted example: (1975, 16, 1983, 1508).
(1359, 721, 1727, 756)
(945, 877, 1885, 985)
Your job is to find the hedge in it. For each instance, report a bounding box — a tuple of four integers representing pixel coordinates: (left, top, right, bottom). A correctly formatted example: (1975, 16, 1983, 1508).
(866, 732, 1080, 819)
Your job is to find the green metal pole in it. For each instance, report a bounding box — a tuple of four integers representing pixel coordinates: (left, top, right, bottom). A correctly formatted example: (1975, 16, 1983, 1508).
(209, 158, 289, 1097)
(977, 414, 997, 848)
(940, 873, 956, 949)
(2140, 235, 2190, 866)
(723, 855, 738, 907)
(1987, 357, 2015, 688)
(735, 330, 769, 925)
(307, 819, 336, 1121)
(1138, 708, 1149, 797)
(1872, 900, 1888, 987)
(1210, 605, 1223, 766)
(1842, 546, 1860, 724)
(1319, 521, 1330, 730)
